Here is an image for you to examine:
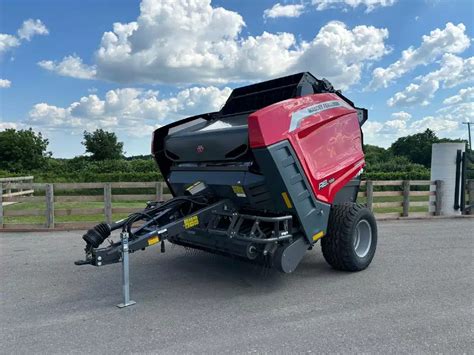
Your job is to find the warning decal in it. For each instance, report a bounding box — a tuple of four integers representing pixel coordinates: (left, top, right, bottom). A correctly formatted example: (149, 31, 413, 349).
(183, 215, 199, 229)
(232, 185, 247, 198)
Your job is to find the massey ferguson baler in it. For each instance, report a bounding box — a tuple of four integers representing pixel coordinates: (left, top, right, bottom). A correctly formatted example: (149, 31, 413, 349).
(76, 72, 377, 307)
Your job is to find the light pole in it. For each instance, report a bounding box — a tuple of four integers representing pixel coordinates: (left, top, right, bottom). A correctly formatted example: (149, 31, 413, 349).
(462, 122, 472, 151)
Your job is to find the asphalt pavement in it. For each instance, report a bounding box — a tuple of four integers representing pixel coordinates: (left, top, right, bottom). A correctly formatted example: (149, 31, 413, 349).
(1, 218, 473, 354)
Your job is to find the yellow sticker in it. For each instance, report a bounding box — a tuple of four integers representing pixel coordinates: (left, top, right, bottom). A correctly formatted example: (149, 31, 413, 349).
(183, 215, 199, 229)
(232, 185, 246, 197)
(148, 236, 160, 246)
(186, 181, 201, 191)
(312, 231, 324, 242)
(281, 192, 293, 209)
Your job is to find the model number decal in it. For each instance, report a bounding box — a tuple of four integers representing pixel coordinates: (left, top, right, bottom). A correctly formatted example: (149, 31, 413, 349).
(319, 177, 335, 190)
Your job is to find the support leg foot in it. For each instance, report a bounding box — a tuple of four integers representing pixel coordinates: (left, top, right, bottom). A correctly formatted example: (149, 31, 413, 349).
(117, 300, 136, 308)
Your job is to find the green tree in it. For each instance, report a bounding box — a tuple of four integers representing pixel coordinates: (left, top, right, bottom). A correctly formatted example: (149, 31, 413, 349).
(389, 129, 439, 167)
(364, 144, 392, 165)
(82, 129, 124, 160)
(0, 128, 51, 172)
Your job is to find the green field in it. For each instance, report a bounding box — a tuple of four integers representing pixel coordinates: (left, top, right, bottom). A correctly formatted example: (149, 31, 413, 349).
(3, 200, 147, 224)
(2, 195, 433, 225)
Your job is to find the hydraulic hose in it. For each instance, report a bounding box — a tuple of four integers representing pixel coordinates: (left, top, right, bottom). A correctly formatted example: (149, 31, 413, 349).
(83, 194, 212, 249)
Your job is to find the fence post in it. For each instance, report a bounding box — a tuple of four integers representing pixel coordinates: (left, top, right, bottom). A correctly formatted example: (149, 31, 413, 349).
(366, 180, 373, 211)
(402, 180, 410, 217)
(0, 184, 3, 228)
(104, 183, 112, 224)
(155, 182, 163, 201)
(469, 180, 474, 215)
(434, 180, 443, 216)
(45, 184, 55, 229)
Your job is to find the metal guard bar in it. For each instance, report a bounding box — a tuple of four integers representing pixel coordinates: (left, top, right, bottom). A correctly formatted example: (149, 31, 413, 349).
(206, 210, 293, 244)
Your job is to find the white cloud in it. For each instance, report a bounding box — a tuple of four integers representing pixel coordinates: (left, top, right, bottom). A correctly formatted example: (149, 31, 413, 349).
(0, 19, 49, 56)
(387, 54, 474, 107)
(263, 3, 305, 19)
(384, 111, 412, 130)
(384, 119, 406, 130)
(0, 79, 11, 88)
(312, 0, 397, 13)
(380, 111, 412, 135)
(0, 121, 20, 130)
(39, 0, 389, 90)
(363, 105, 466, 146)
(29, 103, 70, 127)
(26, 86, 232, 137)
(443, 86, 474, 105)
(391, 111, 411, 121)
(0, 34, 20, 55)
(387, 81, 439, 107)
(293, 21, 389, 89)
(363, 121, 384, 135)
(364, 115, 460, 146)
(409, 116, 458, 132)
(17, 19, 49, 41)
(38, 55, 97, 80)
(437, 102, 474, 123)
(368, 22, 470, 90)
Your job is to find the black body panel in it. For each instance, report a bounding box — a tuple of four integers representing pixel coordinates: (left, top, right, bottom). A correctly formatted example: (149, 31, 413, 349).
(253, 141, 330, 243)
(333, 176, 362, 204)
(168, 167, 274, 210)
(165, 125, 249, 162)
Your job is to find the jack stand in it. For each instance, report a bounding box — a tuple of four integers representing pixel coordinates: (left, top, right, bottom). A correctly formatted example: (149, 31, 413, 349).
(117, 231, 136, 308)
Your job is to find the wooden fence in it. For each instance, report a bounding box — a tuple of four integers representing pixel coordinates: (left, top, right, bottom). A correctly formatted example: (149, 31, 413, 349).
(359, 180, 440, 219)
(0, 176, 34, 199)
(0, 180, 467, 231)
(0, 182, 171, 230)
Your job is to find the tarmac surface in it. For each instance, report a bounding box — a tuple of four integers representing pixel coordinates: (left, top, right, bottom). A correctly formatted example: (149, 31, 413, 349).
(1, 218, 473, 354)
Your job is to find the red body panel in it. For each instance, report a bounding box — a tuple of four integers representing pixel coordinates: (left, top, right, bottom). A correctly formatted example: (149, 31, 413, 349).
(248, 93, 365, 203)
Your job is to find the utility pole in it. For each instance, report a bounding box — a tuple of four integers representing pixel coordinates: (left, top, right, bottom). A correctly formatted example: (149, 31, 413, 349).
(462, 122, 472, 151)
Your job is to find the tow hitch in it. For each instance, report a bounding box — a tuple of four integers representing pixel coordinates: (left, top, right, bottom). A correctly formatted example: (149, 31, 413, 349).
(75, 197, 298, 307)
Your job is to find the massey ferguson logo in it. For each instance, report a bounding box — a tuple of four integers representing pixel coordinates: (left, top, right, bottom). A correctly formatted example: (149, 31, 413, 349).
(196, 145, 205, 153)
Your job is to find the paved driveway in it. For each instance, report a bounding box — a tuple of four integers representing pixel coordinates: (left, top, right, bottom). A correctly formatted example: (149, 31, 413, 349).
(1, 218, 472, 353)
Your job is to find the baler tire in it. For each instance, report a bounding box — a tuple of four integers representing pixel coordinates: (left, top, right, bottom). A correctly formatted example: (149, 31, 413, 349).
(321, 203, 377, 271)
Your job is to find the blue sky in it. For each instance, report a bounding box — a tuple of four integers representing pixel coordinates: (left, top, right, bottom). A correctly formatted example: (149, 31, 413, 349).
(0, 0, 473, 157)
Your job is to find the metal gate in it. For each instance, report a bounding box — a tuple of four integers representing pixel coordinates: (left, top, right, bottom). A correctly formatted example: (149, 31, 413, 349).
(455, 148, 474, 214)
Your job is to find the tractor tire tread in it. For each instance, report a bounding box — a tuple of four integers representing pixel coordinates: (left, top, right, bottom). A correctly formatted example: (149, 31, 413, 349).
(321, 203, 376, 271)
